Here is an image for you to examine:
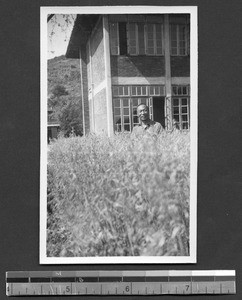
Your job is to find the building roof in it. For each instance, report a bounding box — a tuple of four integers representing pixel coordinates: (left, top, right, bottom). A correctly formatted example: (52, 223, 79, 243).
(66, 15, 100, 58)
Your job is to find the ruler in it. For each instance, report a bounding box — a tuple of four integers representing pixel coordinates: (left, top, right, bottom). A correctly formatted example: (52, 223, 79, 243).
(6, 270, 235, 296)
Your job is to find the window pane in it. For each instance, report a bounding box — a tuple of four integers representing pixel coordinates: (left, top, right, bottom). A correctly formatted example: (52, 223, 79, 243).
(156, 47, 163, 55)
(179, 47, 186, 55)
(124, 124, 130, 131)
(173, 107, 179, 114)
(133, 98, 138, 106)
(171, 48, 178, 55)
(179, 25, 186, 40)
(182, 115, 188, 121)
(114, 116, 121, 124)
(123, 98, 129, 107)
(149, 86, 154, 95)
(155, 24, 163, 54)
(128, 23, 137, 55)
(182, 107, 187, 113)
(182, 98, 188, 105)
(142, 86, 147, 95)
(124, 117, 130, 123)
(114, 98, 120, 107)
(178, 86, 182, 95)
(138, 23, 145, 55)
(119, 22, 128, 55)
(140, 98, 146, 104)
(133, 107, 137, 115)
(172, 86, 177, 95)
(137, 86, 141, 95)
(118, 86, 123, 96)
(182, 122, 188, 129)
(115, 123, 122, 131)
(183, 86, 187, 95)
(133, 116, 139, 124)
(113, 86, 119, 96)
(171, 25, 177, 40)
(114, 108, 120, 115)
(147, 24, 155, 55)
(110, 23, 119, 55)
(123, 108, 129, 115)
(160, 86, 165, 95)
(173, 98, 179, 106)
(173, 114, 180, 122)
(123, 86, 129, 95)
(131, 86, 136, 96)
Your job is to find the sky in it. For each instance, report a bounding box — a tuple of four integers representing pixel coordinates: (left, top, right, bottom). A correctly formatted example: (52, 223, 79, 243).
(48, 14, 76, 60)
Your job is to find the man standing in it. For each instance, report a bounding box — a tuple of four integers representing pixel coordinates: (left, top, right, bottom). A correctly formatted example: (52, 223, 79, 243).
(132, 104, 162, 135)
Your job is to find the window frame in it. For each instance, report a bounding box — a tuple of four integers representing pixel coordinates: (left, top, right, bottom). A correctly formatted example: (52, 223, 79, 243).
(112, 85, 165, 132)
(113, 21, 165, 56)
(145, 23, 164, 56)
(170, 24, 189, 56)
(110, 22, 120, 55)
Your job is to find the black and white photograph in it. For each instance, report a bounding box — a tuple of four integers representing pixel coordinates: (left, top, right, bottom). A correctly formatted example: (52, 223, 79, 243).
(40, 6, 197, 264)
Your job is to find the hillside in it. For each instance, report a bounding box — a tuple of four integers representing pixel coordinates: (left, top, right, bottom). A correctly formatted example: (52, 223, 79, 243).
(48, 55, 81, 99)
(47, 55, 83, 136)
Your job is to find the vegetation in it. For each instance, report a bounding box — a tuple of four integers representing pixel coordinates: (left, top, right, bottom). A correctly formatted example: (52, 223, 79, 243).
(47, 131, 190, 257)
(48, 56, 83, 137)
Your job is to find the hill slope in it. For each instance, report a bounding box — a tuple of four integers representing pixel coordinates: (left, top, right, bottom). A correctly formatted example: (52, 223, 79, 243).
(47, 55, 83, 136)
(48, 55, 81, 99)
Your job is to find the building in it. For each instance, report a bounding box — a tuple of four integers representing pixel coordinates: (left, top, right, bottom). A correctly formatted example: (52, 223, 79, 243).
(66, 14, 190, 136)
(48, 107, 59, 142)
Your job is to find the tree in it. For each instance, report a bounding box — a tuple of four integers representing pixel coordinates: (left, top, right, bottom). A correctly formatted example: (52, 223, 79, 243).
(49, 84, 83, 137)
(48, 14, 76, 42)
(58, 99, 83, 137)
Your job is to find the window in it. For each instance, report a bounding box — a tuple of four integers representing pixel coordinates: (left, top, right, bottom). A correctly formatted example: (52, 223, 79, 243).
(110, 23, 119, 55)
(127, 23, 138, 55)
(110, 22, 164, 56)
(172, 85, 189, 96)
(172, 85, 190, 130)
(127, 22, 164, 56)
(110, 22, 128, 55)
(112, 85, 164, 132)
(146, 24, 163, 55)
(149, 85, 165, 96)
(170, 24, 189, 56)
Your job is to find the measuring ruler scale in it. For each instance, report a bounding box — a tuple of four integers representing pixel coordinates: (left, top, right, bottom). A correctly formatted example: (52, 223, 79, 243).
(6, 270, 236, 296)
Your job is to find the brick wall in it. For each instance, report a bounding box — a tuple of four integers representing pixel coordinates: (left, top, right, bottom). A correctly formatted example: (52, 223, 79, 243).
(111, 56, 165, 77)
(90, 19, 105, 86)
(171, 56, 190, 77)
(93, 88, 108, 134)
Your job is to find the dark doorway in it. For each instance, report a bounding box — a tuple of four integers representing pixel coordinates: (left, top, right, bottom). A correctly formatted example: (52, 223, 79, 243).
(153, 97, 165, 129)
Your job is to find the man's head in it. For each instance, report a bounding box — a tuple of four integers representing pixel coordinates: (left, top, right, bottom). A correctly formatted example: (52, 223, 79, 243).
(137, 104, 149, 122)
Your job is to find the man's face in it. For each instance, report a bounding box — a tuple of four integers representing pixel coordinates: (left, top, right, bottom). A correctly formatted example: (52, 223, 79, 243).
(137, 105, 149, 121)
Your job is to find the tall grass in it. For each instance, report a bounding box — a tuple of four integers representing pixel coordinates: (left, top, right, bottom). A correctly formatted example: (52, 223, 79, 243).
(47, 131, 190, 257)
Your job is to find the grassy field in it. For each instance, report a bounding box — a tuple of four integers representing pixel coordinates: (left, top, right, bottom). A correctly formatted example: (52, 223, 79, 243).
(47, 131, 190, 257)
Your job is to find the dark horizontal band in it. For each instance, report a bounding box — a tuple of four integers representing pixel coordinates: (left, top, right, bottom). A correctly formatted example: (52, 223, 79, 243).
(169, 276, 191, 282)
(7, 278, 29, 283)
(51, 277, 76, 282)
(31, 277, 51, 282)
(123, 277, 146, 282)
(99, 277, 122, 282)
(215, 276, 236, 282)
(192, 276, 214, 282)
(146, 276, 169, 282)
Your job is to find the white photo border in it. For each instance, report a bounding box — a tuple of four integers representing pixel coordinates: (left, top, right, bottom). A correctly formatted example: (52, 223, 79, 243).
(40, 5, 197, 264)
